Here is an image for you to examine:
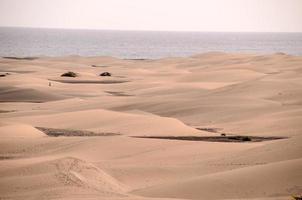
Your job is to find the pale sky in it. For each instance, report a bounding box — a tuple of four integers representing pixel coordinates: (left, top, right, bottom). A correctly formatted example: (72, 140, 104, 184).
(0, 0, 301, 32)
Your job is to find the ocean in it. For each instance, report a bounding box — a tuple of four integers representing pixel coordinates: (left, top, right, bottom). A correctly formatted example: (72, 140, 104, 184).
(0, 27, 302, 59)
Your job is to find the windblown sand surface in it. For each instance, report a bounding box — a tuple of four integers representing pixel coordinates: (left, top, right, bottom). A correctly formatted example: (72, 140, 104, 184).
(0, 52, 301, 200)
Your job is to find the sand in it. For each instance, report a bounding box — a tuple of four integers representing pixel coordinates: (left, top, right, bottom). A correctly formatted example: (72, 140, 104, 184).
(0, 52, 301, 200)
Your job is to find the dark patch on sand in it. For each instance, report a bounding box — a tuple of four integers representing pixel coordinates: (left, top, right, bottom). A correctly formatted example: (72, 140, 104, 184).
(0, 155, 15, 160)
(3, 57, 38, 61)
(0, 73, 10, 77)
(51, 79, 129, 84)
(105, 91, 134, 97)
(132, 135, 287, 143)
(61, 71, 77, 77)
(36, 127, 121, 137)
(0, 70, 34, 74)
(0, 86, 67, 103)
(124, 58, 150, 61)
(196, 127, 222, 133)
(0, 110, 16, 113)
(91, 65, 110, 68)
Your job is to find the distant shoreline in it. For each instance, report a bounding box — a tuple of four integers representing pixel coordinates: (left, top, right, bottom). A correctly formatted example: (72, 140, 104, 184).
(1, 27, 302, 58)
(0, 51, 297, 61)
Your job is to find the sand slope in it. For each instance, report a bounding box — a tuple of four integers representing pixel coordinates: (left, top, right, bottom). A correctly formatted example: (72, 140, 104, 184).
(9, 109, 201, 136)
(134, 158, 301, 200)
(0, 124, 45, 137)
(0, 53, 301, 200)
(0, 156, 130, 199)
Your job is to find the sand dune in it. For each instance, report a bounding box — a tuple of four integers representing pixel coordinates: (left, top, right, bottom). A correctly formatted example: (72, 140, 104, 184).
(0, 124, 45, 138)
(134, 158, 302, 200)
(0, 53, 301, 200)
(0, 86, 67, 102)
(9, 109, 202, 136)
(0, 156, 128, 199)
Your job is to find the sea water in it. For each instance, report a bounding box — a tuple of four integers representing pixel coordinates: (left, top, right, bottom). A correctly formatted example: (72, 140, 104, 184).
(1, 27, 302, 59)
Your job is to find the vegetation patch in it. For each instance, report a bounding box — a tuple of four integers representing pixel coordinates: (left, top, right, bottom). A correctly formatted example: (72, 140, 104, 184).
(196, 127, 221, 133)
(105, 91, 134, 96)
(0, 73, 10, 77)
(36, 127, 121, 137)
(51, 79, 129, 84)
(0, 110, 16, 113)
(124, 58, 150, 61)
(61, 71, 78, 77)
(3, 56, 38, 60)
(100, 72, 111, 76)
(91, 65, 109, 68)
(132, 135, 287, 143)
(0, 155, 15, 160)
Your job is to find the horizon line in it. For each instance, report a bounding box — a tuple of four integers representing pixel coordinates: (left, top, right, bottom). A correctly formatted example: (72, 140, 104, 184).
(1, 25, 302, 34)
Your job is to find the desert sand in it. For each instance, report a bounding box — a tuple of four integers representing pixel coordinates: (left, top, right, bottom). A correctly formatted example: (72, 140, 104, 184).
(0, 52, 301, 200)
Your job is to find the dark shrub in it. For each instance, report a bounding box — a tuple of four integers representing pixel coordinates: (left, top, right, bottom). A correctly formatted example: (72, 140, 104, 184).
(61, 71, 77, 77)
(100, 72, 111, 76)
(0, 73, 10, 77)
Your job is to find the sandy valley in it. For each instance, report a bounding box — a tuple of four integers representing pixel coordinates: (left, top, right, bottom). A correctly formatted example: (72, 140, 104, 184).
(0, 52, 301, 200)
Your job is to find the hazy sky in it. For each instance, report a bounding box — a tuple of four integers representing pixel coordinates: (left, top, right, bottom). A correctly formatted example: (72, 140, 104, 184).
(0, 0, 301, 32)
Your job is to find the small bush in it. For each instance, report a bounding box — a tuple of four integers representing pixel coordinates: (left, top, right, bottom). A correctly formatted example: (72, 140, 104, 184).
(100, 72, 111, 76)
(61, 71, 77, 77)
